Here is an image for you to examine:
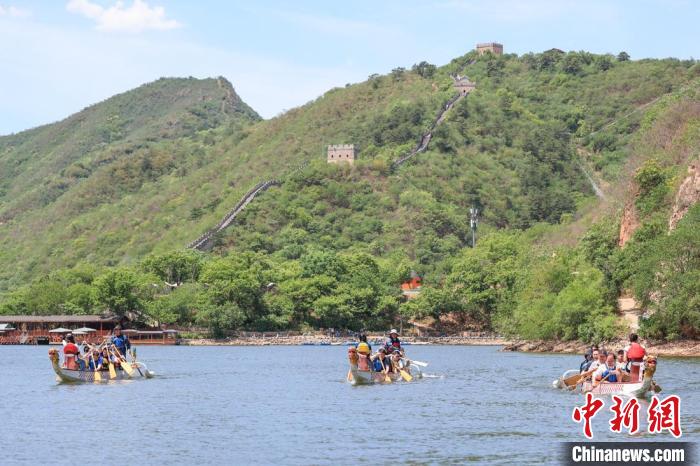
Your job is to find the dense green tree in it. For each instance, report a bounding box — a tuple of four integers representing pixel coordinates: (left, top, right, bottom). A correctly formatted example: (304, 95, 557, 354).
(141, 250, 205, 285)
(412, 61, 437, 79)
(94, 268, 157, 317)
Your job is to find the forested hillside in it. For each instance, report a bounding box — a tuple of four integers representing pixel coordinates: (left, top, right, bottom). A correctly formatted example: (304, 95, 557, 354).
(1, 49, 698, 341)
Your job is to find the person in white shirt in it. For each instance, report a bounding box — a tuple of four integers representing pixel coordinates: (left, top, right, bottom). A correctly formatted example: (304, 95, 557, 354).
(588, 350, 605, 372)
(594, 353, 621, 384)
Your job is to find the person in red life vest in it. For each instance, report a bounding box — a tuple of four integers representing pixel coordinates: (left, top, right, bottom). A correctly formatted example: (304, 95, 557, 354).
(62, 334, 80, 370)
(624, 333, 646, 362)
(384, 329, 401, 352)
(624, 333, 646, 382)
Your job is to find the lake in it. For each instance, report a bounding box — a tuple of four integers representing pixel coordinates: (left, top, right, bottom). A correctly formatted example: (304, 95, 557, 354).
(2, 345, 698, 465)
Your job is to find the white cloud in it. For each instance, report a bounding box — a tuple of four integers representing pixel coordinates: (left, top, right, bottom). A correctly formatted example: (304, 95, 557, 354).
(66, 0, 180, 32)
(0, 18, 368, 134)
(0, 4, 31, 17)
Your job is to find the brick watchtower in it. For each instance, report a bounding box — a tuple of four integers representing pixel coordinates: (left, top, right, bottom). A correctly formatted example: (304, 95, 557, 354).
(453, 75, 476, 95)
(327, 144, 355, 165)
(476, 42, 503, 56)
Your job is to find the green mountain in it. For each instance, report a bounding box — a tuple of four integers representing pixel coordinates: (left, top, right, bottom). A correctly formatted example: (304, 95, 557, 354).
(1, 50, 698, 341)
(0, 77, 259, 288)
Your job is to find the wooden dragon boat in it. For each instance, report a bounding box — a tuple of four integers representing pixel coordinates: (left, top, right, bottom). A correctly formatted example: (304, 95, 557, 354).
(347, 365, 423, 385)
(346, 347, 423, 385)
(554, 360, 661, 398)
(49, 348, 153, 383)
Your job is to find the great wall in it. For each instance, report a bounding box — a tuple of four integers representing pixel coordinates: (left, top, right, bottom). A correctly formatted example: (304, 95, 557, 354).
(186, 85, 472, 250)
(186, 57, 483, 251)
(187, 179, 281, 250)
(188, 42, 674, 254)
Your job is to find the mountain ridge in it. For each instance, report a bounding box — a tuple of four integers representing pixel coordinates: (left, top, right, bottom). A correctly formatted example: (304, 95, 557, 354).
(1, 50, 698, 341)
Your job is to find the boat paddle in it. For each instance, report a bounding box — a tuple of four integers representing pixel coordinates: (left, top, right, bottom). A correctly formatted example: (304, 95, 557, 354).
(90, 355, 101, 382)
(395, 360, 413, 382)
(347, 370, 353, 382)
(111, 346, 134, 377)
(565, 368, 596, 387)
(378, 357, 391, 383)
(106, 348, 117, 379)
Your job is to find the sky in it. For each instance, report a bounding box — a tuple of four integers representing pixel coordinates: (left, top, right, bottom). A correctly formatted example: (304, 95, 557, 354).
(0, 0, 698, 135)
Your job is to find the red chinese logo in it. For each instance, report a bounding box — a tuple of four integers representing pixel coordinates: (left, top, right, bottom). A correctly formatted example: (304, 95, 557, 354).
(609, 395, 640, 434)
(648, 395, 682, 438)
(572, 393, 604, 439)
(573, 394, 683, 439)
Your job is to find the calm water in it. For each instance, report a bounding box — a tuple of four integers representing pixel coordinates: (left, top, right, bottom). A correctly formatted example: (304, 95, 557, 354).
(1, 345, 698, 465)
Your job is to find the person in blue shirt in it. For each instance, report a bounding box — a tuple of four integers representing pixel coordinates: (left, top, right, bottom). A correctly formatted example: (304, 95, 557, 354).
(371, 348, 390, 373)
(111, 326, 131, 357)
(88, 349, 103, 371)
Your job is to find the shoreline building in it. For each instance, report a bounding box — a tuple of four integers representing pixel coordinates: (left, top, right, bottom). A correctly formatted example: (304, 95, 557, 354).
(476, 42, 503, 56)
(0, 315, 179, 345)
(327, 144, 355, 165)
(401, 271, 422, 300)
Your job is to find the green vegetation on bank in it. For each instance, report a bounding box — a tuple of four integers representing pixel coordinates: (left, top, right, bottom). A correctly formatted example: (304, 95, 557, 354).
(1, 50, 698, 342)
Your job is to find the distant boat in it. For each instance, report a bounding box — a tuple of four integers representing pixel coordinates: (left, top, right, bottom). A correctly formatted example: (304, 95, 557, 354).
(554, 363, 661, 398)
(48, 348, 153, 383)
(346, 348, 424, 386)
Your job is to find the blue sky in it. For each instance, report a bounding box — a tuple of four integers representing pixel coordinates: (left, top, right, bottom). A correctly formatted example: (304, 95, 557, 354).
(0, 0, 698, 135)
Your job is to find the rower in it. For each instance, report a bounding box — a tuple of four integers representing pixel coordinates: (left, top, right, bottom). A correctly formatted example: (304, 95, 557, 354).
(579, 345, 597, 373)
(62, 334, 80, 370)
(384, 329, 401, 352)
(111, 326, 131, 357)
(624, 333, 646, 382)
(88, 349, 103, 371)
(594, 353, 620, 385)
(356, 335, 371, 371)
(371, 348, 389, 373)
(356, 334, 372, 355)
(586, 349, 601, 373)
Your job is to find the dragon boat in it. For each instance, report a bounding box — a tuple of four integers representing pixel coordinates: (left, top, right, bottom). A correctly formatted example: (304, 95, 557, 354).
(346, 347, 423, 385)
(554, 359, 661, 398)
(49, 348, 153, 383)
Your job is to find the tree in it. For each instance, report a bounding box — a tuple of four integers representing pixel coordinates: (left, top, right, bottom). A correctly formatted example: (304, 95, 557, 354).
(141, 249, 204, 285)
(447, 232, 523, 325)
(595, 55, 614, 71)
(617, 51, 630, 62)
(411, 61, 436, 79)
(630, 204, 700, 340)
(390, 67, 406, 81)
(561, 53, 585, 75)
(94, 268, 156, 318)
(401, 287, 460, 325)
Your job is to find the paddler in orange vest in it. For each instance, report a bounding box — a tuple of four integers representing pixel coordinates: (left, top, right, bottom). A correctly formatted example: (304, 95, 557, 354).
(624, 333, 646, 381)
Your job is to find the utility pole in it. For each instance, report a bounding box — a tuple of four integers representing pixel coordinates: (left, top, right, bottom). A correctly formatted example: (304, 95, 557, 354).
(469, 206, 479, 248)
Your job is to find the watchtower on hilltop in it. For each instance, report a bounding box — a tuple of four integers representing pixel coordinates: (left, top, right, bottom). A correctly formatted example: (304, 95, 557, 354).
(476, 42, 503, 56)
(327, 144, 355, 165)
(453, 75, 476, 95)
